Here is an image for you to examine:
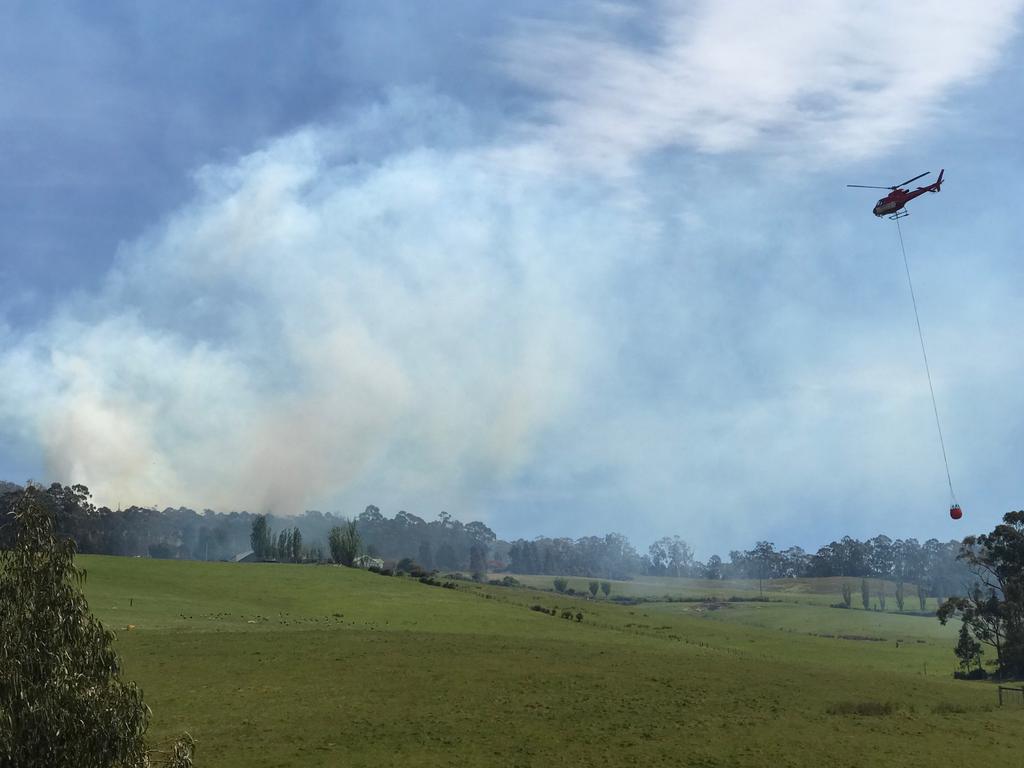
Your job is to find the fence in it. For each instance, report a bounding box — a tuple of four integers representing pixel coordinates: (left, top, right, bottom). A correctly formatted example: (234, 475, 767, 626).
(997, 686, 1024, 706)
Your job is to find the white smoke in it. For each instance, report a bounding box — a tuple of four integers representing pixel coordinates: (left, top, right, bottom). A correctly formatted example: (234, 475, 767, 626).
(0, 94, 649, 514)
(2, 1, 1022, 548)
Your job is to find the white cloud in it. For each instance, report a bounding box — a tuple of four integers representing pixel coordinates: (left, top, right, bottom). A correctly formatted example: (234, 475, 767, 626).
(501, 0, 1023, 169)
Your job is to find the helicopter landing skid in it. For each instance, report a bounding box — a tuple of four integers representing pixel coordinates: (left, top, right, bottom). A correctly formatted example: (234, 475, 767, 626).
(888, 209, 909, 220)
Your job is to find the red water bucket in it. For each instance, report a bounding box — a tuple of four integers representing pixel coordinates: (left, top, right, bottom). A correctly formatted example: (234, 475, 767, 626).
(949, 504, 963, 520)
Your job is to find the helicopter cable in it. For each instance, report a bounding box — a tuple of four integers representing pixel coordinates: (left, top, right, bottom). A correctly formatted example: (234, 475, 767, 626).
(895, 217, 957, 504)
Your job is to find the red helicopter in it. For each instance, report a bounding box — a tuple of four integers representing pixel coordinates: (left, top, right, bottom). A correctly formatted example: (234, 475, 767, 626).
(847, 169, 944, 218)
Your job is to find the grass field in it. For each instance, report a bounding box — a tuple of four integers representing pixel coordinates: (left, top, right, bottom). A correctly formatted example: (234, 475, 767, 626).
(79, 556, 1020, 767)
(509, 573, 938, 608)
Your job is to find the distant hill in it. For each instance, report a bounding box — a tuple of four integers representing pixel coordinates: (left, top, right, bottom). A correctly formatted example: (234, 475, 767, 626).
(0, 481, 23, 495)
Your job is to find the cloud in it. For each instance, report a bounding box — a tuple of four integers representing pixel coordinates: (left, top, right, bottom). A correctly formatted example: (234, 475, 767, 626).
(501, 0, 1024, 170)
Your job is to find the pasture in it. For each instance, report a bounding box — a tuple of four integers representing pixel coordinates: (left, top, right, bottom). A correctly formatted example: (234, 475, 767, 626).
(80, 556, 1019, 767)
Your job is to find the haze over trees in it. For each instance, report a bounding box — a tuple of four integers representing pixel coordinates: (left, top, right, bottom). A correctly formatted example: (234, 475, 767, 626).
(0, 482, 971, 598)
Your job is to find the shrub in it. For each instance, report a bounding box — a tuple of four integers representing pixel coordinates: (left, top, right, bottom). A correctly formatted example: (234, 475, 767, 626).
(575, 612, 583, 622)
(395, 557, 417, 574)
(932, 701, 968, 713)
(827, 701, 895, 716)
(561, 610, 574, 620)
(952, 669, 987, 681)
(553, 577, 568, 593)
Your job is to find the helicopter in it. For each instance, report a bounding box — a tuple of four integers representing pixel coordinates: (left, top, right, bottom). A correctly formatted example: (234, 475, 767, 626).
(847, 169, 944, 219)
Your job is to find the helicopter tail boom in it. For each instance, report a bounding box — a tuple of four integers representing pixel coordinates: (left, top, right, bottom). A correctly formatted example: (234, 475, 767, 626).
(933, 169, 944, 191)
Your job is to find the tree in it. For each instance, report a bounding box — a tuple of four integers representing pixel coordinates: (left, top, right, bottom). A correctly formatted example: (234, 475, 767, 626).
(877, 583, 886, 611)
(328, 521, 361, 567)
(436, 543, 458, 571)
(954, 623, 983, 675)
(553, 577, 568, 593)
(600, 581, 611, 597)
(250, 514, 271, 558)
(861, 578, 870, 610)
(917, 582, 928, 611)
(290, 527, 303, 563)
(648, 536, 694, 577)
(938, 511, 1024, 677)
(895, 580, 905, 612)
(704, 554, 723, 580)
(588, 580, 599, 597)
(418, 541, 434, 571)
(0, 488, 193, 767)
(841, 582, 852, 608)
(469, 543, 487, 576)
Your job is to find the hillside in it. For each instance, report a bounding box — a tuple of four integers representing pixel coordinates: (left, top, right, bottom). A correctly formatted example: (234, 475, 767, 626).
(82, 556, 1018, 768)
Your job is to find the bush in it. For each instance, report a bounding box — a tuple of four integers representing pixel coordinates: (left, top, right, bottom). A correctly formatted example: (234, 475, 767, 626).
(395, 557, 418, 574)
(561, 610, 574, 620)
(827, 701, 895, 716)
(953, 668, 987, 680)
(530, 604, 555, 615)
(553, 577, 568, 593)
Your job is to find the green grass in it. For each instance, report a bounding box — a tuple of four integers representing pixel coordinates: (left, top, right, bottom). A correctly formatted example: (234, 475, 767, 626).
(510, 573, 939, 609)
(79, 556, 1020, 767)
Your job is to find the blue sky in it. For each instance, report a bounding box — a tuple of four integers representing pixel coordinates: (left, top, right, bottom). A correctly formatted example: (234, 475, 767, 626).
(2, 1, 1022, 555)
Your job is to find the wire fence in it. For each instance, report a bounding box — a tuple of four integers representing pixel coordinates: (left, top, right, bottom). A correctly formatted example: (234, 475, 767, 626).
(998, 686, 1024, 707)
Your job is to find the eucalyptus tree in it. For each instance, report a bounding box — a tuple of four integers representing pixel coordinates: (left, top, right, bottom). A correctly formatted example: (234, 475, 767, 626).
(0, 487, 193, 767)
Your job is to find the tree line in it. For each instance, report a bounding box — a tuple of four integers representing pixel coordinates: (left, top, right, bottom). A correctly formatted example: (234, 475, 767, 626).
(503, 533, 970, 599)
(0, 482, 968, 596)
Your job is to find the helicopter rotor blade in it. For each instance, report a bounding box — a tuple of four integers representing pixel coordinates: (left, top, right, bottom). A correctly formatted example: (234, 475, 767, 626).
(896, 171, 930, 187)
(847, 184, 894, 189)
